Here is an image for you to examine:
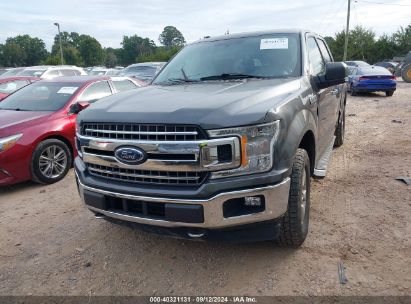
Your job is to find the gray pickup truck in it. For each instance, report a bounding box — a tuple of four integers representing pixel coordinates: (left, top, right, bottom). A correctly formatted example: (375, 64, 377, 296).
(74, 29, 347, 246)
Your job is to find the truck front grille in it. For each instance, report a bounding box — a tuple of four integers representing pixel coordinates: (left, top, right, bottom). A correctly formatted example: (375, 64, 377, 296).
(87, 163, 208, 186)
(81, 123, 207, 141)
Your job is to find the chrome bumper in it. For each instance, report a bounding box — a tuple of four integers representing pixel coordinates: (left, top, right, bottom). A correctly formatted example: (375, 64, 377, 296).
(76, 175, 290, 229)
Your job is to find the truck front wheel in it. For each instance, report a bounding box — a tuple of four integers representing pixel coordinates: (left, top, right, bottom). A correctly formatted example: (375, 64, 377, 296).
(277, 148, 311, 247)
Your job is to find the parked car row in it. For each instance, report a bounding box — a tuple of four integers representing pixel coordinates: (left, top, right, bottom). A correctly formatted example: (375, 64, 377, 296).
(0, 75, 142, 186)
(1, 62, 166, 84)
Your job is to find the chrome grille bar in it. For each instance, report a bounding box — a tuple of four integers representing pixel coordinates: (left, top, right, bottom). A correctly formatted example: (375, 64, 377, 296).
(87, 163, 207, 186)
(88, 166, 201, 181)
(81, 123, 205, 141)
(84, 129, 198, 136)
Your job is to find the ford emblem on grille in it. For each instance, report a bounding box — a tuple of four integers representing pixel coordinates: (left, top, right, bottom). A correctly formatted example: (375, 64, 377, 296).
(114, 147, 147, 165)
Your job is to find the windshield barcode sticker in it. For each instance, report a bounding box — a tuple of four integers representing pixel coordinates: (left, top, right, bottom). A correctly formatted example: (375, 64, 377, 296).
(260, 38, 288, 50)
(57, 87, 78, 94)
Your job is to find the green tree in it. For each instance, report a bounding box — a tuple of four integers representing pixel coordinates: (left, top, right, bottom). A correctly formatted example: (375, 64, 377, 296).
(61, 46, 83, 66)
(78, 35, 104, 66)
(326, 26, 375, 62)
(2, 43, 26, 67)
(0, 44, 4, 66)
(159, 26, 185, 47)
(2, 35, 48, 66)
(371, 34, 396, 63)
(137, 46, 182, 62)
(392, 24, 411, 55)
(121, 35, 156, 65)
(104, 48, 118, 67)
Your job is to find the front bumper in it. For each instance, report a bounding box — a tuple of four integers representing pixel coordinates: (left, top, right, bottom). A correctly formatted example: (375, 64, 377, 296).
(76, 173, 290, 229)
(0, 144, 32, 186)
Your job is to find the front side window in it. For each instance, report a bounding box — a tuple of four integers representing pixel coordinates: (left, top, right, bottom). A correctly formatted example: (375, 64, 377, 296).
(0, 80, 29, 93)
(0, 82, 82, 111)
(78, 81, 112, 102)
(317, 39, 332, 63)
(153, 33, 301, 84)
(307, 37, 325, 76)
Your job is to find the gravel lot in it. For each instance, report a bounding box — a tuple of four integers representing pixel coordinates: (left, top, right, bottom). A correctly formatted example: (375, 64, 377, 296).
(0, 81, 410, 296)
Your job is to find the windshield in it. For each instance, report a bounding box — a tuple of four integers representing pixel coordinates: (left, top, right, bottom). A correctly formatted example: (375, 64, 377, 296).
(0, 80, 28, 94)
(121, 66, 157, 77)
(18, 69, 46, 77)
(0, 81, 82, 111)
(0, 68, 25, 78)
(153, 34, 301, 84)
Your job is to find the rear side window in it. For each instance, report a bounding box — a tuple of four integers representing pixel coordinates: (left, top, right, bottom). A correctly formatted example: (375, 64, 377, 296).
(47, 70, 60, 77)
(317, 39, 332, 63)
(60, 69, 76, 76)
(79, 81, 112, 102)
(0, 80, 29, 93)
(307, 37, 325, 76)
(112, 80, 137, 92)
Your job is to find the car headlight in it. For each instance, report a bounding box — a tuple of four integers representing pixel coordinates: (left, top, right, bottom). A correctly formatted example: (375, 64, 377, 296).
(207, 121, 280, 178)
(0, 134, 23, 153)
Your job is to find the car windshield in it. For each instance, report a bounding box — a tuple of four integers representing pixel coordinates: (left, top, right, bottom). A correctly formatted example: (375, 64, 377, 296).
(0, 81, 26, 93)
(153, 34, 301, 84)
(0, 68, 25, 78)
(0, 81, 82, 111)
(122, 66, 157, 77)
(18, 69, 46, 77)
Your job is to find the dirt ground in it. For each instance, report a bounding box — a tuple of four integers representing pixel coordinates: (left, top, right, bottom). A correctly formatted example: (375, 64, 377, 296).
(0, 81, 410, 297)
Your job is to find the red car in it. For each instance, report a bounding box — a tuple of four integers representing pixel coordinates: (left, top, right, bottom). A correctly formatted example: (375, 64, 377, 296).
(0, 76, 141, 186)
(0, 76, 39, 101)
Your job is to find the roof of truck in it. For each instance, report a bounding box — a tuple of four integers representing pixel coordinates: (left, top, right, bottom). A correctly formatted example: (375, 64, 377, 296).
(195, 29, 312, 43)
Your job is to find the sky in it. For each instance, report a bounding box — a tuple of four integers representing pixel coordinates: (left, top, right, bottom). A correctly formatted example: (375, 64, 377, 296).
(0, 0, 410, 50)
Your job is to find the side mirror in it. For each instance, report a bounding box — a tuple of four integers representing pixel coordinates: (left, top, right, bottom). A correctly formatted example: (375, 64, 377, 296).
(68, 101, 90, 115)
(316, 62, 347, 89)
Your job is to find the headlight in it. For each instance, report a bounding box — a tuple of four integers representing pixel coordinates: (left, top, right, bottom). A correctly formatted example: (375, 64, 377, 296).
(0, 134, 23, 153)
(207, 121, 280, 178)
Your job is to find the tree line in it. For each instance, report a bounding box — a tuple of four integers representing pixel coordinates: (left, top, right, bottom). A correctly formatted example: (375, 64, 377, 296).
(325, 24, 410, 62)
(0, 25, 185, 68)
(0, 24, 409, 68)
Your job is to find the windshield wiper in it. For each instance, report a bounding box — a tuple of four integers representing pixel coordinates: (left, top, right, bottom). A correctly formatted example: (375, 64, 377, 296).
(157, 78, 199, 85)
(200, 73, 263, 81)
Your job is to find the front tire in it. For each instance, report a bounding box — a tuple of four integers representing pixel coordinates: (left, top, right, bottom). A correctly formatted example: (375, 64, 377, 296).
(277, 148, 311, 247)
(334, 106, 345, 147)
(31, 139, 72, 184)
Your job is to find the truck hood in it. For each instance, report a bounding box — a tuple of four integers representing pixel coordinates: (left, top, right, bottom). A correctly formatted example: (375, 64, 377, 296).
(0, 110, 51, 137)
(79, 78, 302, 129)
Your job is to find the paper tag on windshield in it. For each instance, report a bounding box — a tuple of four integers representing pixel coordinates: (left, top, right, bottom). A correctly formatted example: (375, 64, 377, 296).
(57, 87, 78, 94)
(260, 38, 288, 50)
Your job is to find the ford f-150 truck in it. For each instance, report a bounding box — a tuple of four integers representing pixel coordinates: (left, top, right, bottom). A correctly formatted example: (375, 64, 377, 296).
(74, 30, 347, 246)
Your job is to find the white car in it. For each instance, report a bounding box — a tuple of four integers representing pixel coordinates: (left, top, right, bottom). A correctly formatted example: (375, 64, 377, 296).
(18, 66, 87, 79)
